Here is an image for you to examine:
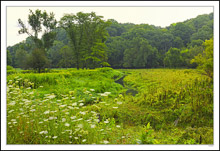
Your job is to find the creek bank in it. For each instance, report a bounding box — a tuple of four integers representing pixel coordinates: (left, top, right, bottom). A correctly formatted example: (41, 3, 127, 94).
(115, 74, 138, 96)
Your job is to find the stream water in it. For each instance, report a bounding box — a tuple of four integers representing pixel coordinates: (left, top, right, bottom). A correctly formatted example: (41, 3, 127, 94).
(115, 75, 138, 96)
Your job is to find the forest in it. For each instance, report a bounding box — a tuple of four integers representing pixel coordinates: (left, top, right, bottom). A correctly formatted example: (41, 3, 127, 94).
(6, 9, 213, 145)
(7, 10, 213, 72)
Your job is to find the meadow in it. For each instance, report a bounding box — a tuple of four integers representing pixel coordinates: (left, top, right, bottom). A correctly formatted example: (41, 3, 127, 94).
(6, 68, 213, 144)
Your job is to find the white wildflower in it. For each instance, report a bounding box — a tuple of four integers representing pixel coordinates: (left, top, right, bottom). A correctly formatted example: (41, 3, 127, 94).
(52, 136, 57, 139)
(49, 117, 54, 120)
(117, 101, 122, 105)
(90, 89, 95, 91)
(65, 123, 70, 127)
(90, 124, 96, 128)
(104, 92, 111, 95)
(62, 118, 66, 122)
(8, 110, 14, 113)
(82, 139, 86, 142)
(79, 111, 86, 115)
(104, 120, 109, 124)
(116, 125, 121, 128)
(70, 116, 76, 120)
(113, 107, 118, 109)
(44, 110, 50, 114)
(72, 102, 77, 106)
(79, 103, 84, 106)
(103, 140, 109, 144)
(59, 105, 66, 108)
(30, 109, 36, 112)
(77, 124, 83, 128)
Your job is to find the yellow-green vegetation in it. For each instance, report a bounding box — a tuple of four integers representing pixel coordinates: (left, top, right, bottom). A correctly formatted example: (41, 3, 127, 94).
(7, 68, 213, 144)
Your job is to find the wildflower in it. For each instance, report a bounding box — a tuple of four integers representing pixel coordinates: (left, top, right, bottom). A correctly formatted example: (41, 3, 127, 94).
(77, 118, 83, 121)
(44, 110, 50, 114)
(8, 110, 14, 113)
(68, 106, 73, 110)
(49, 117, 54, 120)
(71, 97, 76, 99)
(11, 119, 16, 122)
(82, 139, 86, 142)
(29, 92, 34, 95)
(90, 89, 95, 91)
(72, 102, 77, 106)
(91, 124, 96, 128)
(77, 124, 83, 128)
(101, 93, 107, 97)
(39, 131, 48, 135)
(59, 105, 66, 108)
(113, 107, 118, 109)
(8, 122, 11, 125)
(39, 121, 43, 124)
(74, 137, 78, 139)
(116, 125, 121, 128)
(26, 87, 31, 89)
(117, 101, 122, 105)
(79, 103, 84, 106)
(62, 118, 66, 122)
(39, 86, 43, 88)
(65, 112, 70, 115)
(79, 111, 86, 115)
(30, 109, 36, 112)
(78, 100, 84, 102)
(104, 92, 111, 95)
(65, 123, 70, 127)
(47, 94, 56, 99)
(103, 140, 109, 144)
(104, 120, 109, 124)
(70, 116, 76, 120)
(9, 101, 16, 106)
(57, 100, 61, 102)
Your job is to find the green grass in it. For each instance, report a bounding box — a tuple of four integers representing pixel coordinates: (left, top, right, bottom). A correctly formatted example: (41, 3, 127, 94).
(6, 68, 213, 144)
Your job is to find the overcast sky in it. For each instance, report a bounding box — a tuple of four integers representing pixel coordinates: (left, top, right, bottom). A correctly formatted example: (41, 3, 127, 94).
(7, 7, 213, 47)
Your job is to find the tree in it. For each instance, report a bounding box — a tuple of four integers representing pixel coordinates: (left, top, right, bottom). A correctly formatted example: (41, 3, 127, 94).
(48, 40, 65, 68)
(58, 45, 74, 68)
(15, 49, 28, 69)
(18, 9, 57, 72)
(191, 38, 213, 78)
(60, 12, 111, 69)
(29, 48, 49, 73)
(7, 50, 12, 66)
(164, 47, 183, 68)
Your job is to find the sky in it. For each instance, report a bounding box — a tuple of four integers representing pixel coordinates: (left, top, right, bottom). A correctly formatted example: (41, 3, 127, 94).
(7, 6, 213, 47)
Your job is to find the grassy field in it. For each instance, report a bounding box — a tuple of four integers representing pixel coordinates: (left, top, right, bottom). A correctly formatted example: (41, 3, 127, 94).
(6, 68, 213, 144)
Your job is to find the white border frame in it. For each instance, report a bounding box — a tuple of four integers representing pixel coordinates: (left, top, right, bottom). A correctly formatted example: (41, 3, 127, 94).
(1, 1, 219, 150)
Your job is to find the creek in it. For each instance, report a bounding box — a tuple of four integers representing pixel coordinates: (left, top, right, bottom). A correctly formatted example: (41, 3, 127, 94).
(115, 74, 138, 96)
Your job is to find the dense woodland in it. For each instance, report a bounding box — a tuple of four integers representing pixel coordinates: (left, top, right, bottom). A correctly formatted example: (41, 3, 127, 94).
(7, 10, 213, 73)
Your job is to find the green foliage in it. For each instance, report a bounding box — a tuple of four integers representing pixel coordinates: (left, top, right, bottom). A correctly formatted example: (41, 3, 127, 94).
(164, 48, 183, 68)
(191, 38, 213, 78)
(7, 68, 213, 144)
(60, 12, 111, 69)
(29, 48, 49, 73)
(7, 50, 13, 66)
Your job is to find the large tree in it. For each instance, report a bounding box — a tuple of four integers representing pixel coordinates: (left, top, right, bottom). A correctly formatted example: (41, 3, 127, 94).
(18, 9, 57, 72)
(60, 12, 111, 69)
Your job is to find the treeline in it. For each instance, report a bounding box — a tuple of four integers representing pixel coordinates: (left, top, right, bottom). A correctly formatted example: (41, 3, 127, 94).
(7, 10, 213, 72)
